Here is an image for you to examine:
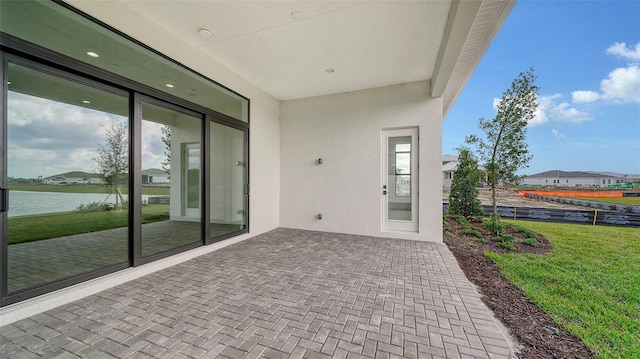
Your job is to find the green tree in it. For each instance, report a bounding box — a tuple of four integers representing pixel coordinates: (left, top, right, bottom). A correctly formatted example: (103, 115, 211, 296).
(448, 148, 483, 218)
(161, 125, 172, 176)
(466, 67, 539, 218)
(95, 121, 128, 206)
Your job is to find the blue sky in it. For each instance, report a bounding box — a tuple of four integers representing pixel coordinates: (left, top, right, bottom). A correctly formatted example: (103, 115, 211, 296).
(443, 0, 640, 176)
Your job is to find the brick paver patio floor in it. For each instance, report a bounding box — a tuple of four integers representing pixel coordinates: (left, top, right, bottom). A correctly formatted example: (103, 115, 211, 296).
(0, 228, 514, 358)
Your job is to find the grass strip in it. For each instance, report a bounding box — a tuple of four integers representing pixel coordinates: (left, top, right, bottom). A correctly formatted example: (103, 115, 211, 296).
(8, 183, 169, 195)
(486, 221, 640, 359)
(8, 204, 170, 245)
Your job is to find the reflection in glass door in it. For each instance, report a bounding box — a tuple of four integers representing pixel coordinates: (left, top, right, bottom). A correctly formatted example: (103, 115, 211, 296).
(3, 59, 130, 296)
(183, 144, 200, 217)
(382, 128, 418, 232)
(140, 100, 202, 258)
(210, 122, 247, 238)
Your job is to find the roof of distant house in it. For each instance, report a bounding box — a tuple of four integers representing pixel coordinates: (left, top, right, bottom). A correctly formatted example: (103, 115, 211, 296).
(442, 154, 457, 164)
(442, 155, 485, 172)
(45, 171, 102, 179)
(526, 170, 629, 178)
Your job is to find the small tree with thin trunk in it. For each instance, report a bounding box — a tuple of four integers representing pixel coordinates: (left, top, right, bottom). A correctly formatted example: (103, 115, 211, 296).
(448, 147, 483, 218)
(465, 67, 539, 222)
(95, 121, 128, 207)
(161, 125, 172, 177)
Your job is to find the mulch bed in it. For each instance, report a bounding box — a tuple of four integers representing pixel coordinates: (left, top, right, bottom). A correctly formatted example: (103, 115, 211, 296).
(443, 216, 595, 359)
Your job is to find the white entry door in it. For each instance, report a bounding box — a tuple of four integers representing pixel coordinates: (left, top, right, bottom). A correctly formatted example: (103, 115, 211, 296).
(382, 128, 418, 232)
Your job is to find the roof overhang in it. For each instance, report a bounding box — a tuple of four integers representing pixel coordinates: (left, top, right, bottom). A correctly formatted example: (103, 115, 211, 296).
(65, 0, 514, 114)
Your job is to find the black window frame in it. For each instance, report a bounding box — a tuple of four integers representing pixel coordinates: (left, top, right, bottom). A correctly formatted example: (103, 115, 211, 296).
(0, 3, 250, 306)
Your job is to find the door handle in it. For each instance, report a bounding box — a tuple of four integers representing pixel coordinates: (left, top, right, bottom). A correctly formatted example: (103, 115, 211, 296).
(0, 188, 7, 212)
(382, 190, 387, 195)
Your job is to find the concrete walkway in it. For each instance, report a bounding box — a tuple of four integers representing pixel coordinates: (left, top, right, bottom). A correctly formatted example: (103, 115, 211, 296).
(0, 228, 514, 358)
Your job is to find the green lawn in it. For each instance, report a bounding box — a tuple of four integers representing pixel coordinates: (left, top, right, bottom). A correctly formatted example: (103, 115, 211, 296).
(567, 196, 640, 206)
(9, 183, 170, 195)
(8, 204, 170, 245)
(487, 221, 640, 359)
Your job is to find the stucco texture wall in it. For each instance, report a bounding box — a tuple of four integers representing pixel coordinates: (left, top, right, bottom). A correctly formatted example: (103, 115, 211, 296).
(280, 81, 443, 242)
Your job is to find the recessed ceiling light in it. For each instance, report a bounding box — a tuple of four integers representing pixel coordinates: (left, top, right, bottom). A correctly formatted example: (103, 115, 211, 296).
(86, 51, 99, 58)
(82, 100, 91, 104)
(291, 11, 303, 19)
(326, 68, 335, 73)
(199, 29, 212, 38)
(166, 83, 174, 88)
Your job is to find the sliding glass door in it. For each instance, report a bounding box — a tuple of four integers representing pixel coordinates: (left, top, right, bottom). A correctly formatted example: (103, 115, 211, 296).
(3, 58, 130, 297)
(1, 53, 248, 306)
(210, 122, 247, 239)
(140, 100, 203, 259)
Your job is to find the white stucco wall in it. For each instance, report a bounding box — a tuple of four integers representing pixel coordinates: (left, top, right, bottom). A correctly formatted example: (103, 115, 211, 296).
(280, 81, 443, 242)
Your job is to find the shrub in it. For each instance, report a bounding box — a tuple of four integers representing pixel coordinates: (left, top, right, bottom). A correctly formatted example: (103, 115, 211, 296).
(443, 214, 453, 233)
(499, 240, 517, 250)
(493, 234, 515, 242)
(448, 148, 483, 218)
(451, 214, 469, 225)
(522, 238, 538, 247)
(75, 201, 114, 212)
(483, 214, 507, 234)
(461, 228, 482, 238)
(494, 234, 516, 250)
(514, 226, 538, 239)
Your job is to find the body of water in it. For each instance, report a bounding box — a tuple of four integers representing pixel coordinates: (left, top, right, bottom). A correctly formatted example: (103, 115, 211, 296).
(8, 191, 151, 217)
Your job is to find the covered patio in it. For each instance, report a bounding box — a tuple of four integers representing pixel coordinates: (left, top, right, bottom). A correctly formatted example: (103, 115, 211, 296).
(0, 228, 513, 358)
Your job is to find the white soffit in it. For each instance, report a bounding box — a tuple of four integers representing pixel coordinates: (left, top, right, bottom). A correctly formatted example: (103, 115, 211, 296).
(66, 0, 513, 104)
(440, 0, 516, 116)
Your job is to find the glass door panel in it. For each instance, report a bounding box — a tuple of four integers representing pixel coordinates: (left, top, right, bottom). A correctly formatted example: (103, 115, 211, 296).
(184, 144, 200, 216)
(5, 61, 130, 294)
(210, 122, 247, 238)
(388, 136, 412, 220)
(382, 129, 418, 232)
(141, 101, 202, 258)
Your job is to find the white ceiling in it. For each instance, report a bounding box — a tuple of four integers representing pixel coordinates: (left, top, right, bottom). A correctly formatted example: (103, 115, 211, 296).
(67, 0, 514, 109)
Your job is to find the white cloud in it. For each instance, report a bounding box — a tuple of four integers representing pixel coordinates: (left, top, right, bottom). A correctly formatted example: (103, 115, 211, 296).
(530, 94, 591, 127)
(600, 65, 640, 103)
(7, 92, 127, 178)
(571, 90, 600, 104)
(572, 42, 640, 104)
(606, 42, 640, 62)
(551, 129, 565, 139)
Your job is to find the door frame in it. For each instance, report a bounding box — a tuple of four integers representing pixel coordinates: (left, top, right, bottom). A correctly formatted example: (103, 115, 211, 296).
(182, 142, 201, 218)
(381, 127, 419, 232)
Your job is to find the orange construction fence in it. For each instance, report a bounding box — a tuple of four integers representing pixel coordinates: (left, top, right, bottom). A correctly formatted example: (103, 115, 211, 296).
(518, 191, 624, 198)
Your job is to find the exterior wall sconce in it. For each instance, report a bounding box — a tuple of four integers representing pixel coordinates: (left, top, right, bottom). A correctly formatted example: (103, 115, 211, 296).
(317, 213, 323, 220)
(317, 158, 323, 165)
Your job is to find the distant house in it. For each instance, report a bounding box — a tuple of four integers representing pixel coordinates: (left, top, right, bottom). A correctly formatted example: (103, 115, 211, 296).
(142, 168, 170, 184)
(43, 171, 103, 185)
(442, 155, 486, 188)
(520, 170, 631, 187)
(442, 155, 458, 188)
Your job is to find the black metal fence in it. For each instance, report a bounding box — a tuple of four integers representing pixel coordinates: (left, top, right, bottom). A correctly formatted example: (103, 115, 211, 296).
(443, 204, 640, 228)
(523, 193, 640, 215)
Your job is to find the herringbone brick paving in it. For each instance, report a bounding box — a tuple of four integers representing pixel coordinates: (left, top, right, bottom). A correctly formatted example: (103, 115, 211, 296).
(0, 228, 514, 358)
